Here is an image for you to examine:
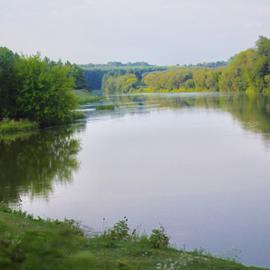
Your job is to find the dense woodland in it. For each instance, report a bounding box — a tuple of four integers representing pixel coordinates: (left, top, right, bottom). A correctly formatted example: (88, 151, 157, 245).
(81, 63, 166, 90)
(101, 37, 270, 95)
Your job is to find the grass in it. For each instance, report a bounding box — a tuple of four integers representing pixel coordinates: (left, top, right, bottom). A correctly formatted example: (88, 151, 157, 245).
(73, 89, 103, 105)
(0, 204, 267, 270)
(0, 119, 38, 134)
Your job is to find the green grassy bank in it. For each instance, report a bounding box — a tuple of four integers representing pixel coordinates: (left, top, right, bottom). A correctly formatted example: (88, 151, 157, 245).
(73, 89, 103, 105)
(0, 119, 38, 135)
(0, 205, 266, 270)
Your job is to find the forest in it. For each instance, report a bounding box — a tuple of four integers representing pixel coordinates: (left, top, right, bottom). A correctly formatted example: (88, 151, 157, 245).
(80, 62, 166, 90)
(101, 36, 270, 95)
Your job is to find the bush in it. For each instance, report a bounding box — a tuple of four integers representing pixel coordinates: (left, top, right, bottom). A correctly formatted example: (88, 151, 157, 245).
(149, 226, 169, 249)
(104, 217, 130, 241)
(15, 55, 77, 126)
(0, 47, 79, 126)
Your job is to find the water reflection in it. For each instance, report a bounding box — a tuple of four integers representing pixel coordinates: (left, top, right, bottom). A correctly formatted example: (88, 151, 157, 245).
(2, 93, 270, 203)
(0, 126, 82, 203)
(87, 93, 270, 142)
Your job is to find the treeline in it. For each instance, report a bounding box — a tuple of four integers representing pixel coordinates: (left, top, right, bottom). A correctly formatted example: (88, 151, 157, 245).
(220, 36, 270, 93)
(143, 68, 221, 92)
(81, 61, 152, 68)
(0, 47, 85, 126)
(182, 61, 227, 68)
(101, 36, 270, 95)
(81, 64, 166, 90)
(102, 73, 140, 95)
(101, 67, 222, 94)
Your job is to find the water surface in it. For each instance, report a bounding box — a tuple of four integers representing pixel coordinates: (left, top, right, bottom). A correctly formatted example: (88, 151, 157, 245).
(1, 93, 270, 267)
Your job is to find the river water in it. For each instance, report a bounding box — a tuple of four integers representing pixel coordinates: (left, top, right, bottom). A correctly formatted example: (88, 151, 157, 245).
(1, 93, 270, 267)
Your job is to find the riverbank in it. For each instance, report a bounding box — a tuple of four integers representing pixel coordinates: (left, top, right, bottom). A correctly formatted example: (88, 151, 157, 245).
(0, 205, 266, 270)
(134, 87, 209, 93)
(0, 119, 38, 134)
(73, 89, 103, 105)
(0, 91, 100, 139)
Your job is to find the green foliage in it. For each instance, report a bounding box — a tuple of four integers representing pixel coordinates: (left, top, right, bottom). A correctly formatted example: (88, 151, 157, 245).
(81, 64, 166, 90)
(101, 36, 270, 95)
(66, 62, 86, 89)
(15, 55, 77, 126)
(219, 36, 270, 93)
(104, 217, 130, 241)
(103, 67, 222, 94)
(0, 119, 38, 134)
(0, 47, 19, 118)
(0, 48, 80, 126)
(143, 68, 221, 92)
(142, 36, 270, 94)
(103, 73, 140, 95)
(149, 226, 169, 249)
(73, 89, 103, 105)
(218, 49, 258, 92)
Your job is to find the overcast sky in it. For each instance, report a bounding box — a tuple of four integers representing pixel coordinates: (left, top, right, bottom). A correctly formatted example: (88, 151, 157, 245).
(1, 0, 270, 65)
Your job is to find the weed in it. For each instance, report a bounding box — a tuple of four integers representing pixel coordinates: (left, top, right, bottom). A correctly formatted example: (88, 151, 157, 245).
(149, 226, 169, 249)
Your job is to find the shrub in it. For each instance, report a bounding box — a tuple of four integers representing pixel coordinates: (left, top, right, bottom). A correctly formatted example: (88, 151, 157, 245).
(149, 226, 169, 249)
(15, 55, 77, 126)
(105, 217, 130, 241)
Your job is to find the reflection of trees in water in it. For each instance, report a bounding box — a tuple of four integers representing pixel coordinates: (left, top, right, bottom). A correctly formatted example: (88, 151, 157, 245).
(189, 94, 270, 138)
(109, 93, 270, 142)
(154, 94, 270, 136)
(0, 126, 82, 203)
(2, 94, 268, 204)
(223, 95, 270, 145)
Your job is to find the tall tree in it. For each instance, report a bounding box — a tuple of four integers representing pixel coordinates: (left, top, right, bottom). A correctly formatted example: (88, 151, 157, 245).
(0, 47, 18, 118)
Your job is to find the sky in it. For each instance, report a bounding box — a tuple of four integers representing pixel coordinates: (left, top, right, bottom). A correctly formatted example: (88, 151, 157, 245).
(0, 0, 270, 65)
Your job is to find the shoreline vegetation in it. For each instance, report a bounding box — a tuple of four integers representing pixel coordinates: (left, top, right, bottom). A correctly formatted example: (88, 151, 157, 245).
(0, 119, 39, 142)
(0, 47, 88, 130)
(1, 36, 270, 135)
(0, 204, 266, 270)
(101, 37, 270, 96)
(0, 90, 101, 137)
(0, 119, 38, 134)
(73, 89, 103, 105)
(134, 88, 209, 93)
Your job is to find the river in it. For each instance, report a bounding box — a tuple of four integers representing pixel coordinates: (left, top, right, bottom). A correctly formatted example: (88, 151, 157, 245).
(1, 93, 270, 267)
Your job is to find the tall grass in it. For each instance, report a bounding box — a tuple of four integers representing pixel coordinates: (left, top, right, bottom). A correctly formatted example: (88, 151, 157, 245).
(73, 89, 103, 105)
(0, 119, 38, 134)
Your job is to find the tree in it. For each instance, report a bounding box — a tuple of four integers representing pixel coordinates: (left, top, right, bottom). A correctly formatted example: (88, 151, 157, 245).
(15, 55, 77, 126)
(102, 73, 139, 95)
(0, 47, 18, 119)
(66, 62, 86, 89)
